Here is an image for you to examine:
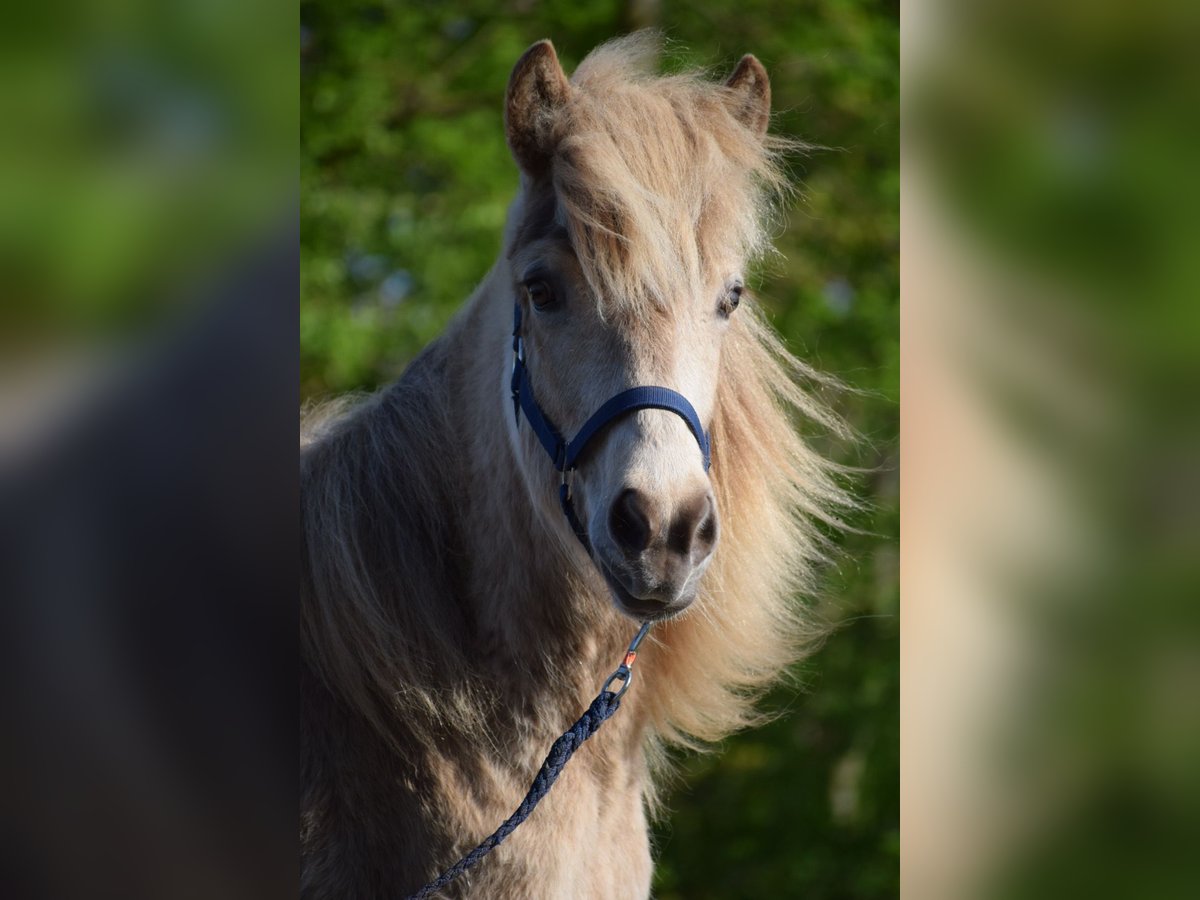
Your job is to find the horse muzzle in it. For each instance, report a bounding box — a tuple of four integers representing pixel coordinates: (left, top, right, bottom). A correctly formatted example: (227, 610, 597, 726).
(594, 485, 718, 620)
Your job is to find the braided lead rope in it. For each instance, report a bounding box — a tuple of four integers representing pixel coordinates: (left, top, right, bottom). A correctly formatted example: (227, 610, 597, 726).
(404, 622, 651, 900)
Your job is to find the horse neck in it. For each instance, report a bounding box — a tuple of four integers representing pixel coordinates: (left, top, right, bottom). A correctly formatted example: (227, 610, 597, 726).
(444, 268, 634, 721)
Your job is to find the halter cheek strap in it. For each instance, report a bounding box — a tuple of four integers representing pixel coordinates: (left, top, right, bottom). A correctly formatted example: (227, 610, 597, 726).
(509, 304, 712, 551)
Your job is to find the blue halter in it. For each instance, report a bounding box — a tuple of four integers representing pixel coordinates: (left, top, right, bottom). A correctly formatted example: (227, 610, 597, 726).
(509, 303, 712, 550)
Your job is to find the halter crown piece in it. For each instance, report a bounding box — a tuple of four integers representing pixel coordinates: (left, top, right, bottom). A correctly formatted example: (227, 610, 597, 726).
(510, 303, 712, 551)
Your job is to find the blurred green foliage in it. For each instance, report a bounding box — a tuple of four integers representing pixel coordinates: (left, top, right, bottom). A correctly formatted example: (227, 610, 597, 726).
(908, 4, 1200, 897)
(301, 1, 897, 896)
(0, 0, 295, 344)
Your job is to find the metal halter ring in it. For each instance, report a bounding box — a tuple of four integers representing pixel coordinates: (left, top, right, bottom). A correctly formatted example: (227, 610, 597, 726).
(511, 334, 525, 375)
(602, 665, 634, 699)
(601, 621, 652, 699)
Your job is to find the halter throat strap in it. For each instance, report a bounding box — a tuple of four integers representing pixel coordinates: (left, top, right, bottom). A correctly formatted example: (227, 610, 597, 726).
(510, 304, 712, 548)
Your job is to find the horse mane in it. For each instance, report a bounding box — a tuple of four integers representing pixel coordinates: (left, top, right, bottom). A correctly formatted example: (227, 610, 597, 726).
(301, 33, 857, 787)
(300, 346, 487, 747)
(643, 307, 855, 758)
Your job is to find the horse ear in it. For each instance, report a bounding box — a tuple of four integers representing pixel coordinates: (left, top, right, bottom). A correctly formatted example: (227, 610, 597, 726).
(506, 40, 571, 176)
(724, 54, 771, 136)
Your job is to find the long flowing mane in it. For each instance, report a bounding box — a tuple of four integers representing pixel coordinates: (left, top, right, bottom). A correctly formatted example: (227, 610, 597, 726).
(301, 33, 856, 805)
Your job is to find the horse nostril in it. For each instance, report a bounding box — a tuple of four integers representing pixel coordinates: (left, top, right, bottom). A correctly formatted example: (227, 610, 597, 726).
(609, 488, 653, 555)
(667, 492, 717, 559)
(696, 508, 717, 552)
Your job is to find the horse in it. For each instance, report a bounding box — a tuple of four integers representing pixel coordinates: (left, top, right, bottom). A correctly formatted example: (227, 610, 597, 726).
(300, 33, 854, 899)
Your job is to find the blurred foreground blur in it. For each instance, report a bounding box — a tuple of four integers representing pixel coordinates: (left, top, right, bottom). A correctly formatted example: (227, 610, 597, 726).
(0, 3, 296, 899)
(904, 1, 1200, 897)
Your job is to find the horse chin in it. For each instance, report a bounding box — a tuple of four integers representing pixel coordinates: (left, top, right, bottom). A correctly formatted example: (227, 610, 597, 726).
(596, 559, 696, 621)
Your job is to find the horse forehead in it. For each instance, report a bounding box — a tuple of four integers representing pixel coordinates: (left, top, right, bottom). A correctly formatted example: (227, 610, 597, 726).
(602, 303, 708, 369)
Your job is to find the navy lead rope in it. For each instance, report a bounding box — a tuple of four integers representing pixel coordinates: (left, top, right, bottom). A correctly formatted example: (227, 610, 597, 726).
(405, 623, 652, 900)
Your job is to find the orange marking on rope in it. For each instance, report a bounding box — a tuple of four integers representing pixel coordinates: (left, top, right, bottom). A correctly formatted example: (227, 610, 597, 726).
(624, 651, 637, 667)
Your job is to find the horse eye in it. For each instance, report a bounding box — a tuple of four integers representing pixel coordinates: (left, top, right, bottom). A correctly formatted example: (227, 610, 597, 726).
(719, 284, 743, 317)
(525, 280, 556, 310)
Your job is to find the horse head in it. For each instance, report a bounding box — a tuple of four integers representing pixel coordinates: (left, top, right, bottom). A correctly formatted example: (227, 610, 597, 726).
(501, 38, 774, 620)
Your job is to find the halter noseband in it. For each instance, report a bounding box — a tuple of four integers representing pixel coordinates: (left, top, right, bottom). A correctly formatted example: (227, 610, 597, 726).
(510, 303, 712, 550)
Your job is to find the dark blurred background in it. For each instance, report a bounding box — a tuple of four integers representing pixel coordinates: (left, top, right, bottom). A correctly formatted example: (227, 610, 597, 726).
(300, 2, 899, 898)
